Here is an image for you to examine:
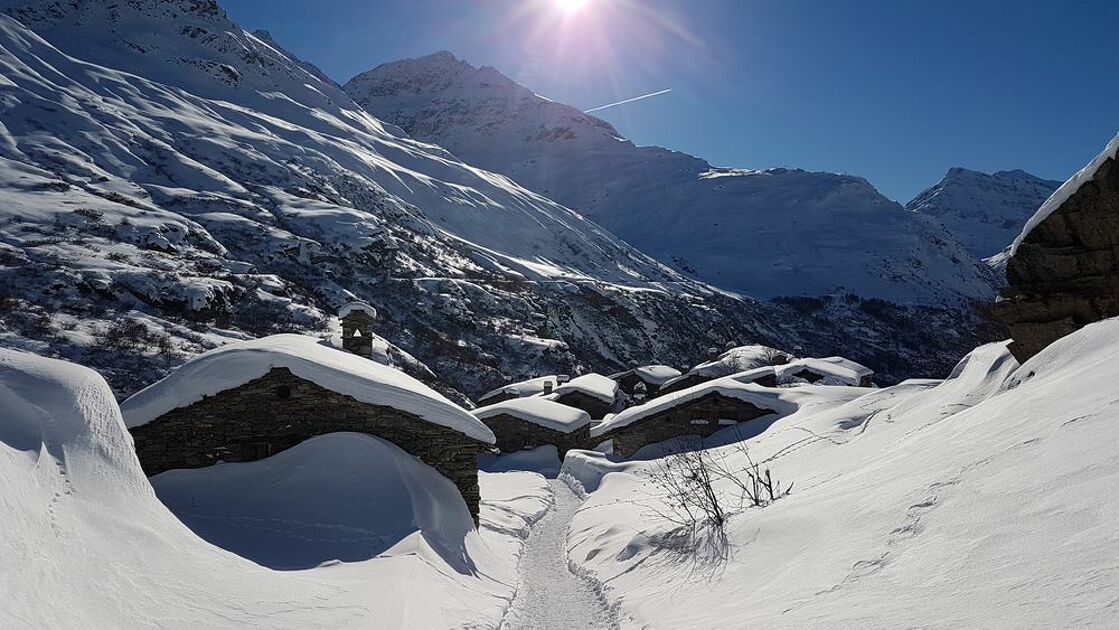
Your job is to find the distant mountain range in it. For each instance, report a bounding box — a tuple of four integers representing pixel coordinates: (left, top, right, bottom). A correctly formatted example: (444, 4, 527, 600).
(347, 51, 1004, 305)
(907, 168, 1062, 260)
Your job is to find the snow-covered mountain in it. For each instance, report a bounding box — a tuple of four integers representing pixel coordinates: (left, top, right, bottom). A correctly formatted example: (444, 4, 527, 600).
(907, 168, 1062, 259)
(346, 52, 996, 305)
(0, 0, 793, 399)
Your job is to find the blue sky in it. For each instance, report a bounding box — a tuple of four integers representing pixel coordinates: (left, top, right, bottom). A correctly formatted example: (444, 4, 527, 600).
(222, 0, 1119, 202)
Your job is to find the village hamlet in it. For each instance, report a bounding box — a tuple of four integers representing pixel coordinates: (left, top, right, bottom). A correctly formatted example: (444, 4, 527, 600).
(121, 334, 496, 520)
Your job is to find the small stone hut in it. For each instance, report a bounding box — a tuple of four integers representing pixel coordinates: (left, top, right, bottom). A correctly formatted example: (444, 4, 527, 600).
(339, 301, 378, 358)
(472, 397, 592, 457)
(545, 373, 619, 419)
(592, 377, 785, 458)
(121, 334, 495, 521)
(776, 357, 873, 387)
(994, 134, 1119, 362)
(609, 365, 682, 400)
(476, 374, 567, 408)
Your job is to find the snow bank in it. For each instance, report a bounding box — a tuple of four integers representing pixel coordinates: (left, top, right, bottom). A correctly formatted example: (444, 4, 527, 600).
(777, 356, 874, 386)
(1011, 131, 1119, 254)
(120, 334, 494, 443)
(0, 348, 549, 628)
(567, 323, 1119, 627)
(547, 373, 618, 403)
(472, 397, 591, 433)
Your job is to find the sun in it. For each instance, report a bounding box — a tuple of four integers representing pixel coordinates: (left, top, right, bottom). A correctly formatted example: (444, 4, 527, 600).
(553, 0, 593, 13)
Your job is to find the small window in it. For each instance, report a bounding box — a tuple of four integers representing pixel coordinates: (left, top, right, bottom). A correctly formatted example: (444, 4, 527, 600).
(275, 385, 292, 400)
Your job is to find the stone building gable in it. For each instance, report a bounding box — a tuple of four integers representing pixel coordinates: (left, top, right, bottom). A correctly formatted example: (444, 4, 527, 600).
(601, 392, 774, 457)
(996, 154, 1119, 361)
(479, 413, 591, 457)
(552, 390, 614, 420)
(129, 367, 488, 520)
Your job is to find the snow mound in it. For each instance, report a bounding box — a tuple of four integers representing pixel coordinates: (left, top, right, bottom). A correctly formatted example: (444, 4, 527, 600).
(120, 334, 494, 443)
(546, 373, 618, 404)
(472, 397, 591, 433)
(1011, 132, 1119, 254)
(151, 432, 474, 570)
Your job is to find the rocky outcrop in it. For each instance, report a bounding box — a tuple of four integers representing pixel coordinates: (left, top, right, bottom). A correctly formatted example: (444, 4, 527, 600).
(995, 151, 1119, 362)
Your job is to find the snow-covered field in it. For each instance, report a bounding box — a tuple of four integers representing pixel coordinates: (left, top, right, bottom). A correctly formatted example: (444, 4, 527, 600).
(563, 320, 1119, 628)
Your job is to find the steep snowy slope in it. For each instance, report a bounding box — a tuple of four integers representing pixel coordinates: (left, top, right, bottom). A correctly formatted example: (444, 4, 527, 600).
(347, 52, 995, 304)
(0, 346, 553, 628)
(0, 0, 791, 398)
(907, 167, 1061, 259)
(564, 317, 1119, 627)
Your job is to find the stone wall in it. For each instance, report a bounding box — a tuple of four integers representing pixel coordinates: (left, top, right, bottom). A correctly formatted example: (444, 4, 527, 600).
(479, 413, 591, 457)
(129, 368, 488, 521)
(995, 154, 1119, 362)
(553, 390, 614, 420)
(603, 392, 774, 458)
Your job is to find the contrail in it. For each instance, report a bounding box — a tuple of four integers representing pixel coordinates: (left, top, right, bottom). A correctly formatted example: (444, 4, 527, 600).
(585, 88, 673, 113)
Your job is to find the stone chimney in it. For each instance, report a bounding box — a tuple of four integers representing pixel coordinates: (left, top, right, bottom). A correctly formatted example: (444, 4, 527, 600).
(339, 302, 377, 358)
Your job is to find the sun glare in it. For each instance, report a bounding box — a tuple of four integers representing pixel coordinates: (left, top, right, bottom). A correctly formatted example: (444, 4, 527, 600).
(554, 0, 592, 13)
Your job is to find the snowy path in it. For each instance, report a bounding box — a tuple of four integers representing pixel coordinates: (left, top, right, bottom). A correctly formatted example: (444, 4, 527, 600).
(501, 478, 618, 630)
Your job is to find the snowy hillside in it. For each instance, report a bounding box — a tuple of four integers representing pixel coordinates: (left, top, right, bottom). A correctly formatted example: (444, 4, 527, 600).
(347, 52, 996, 304)
(0, 0, 795, 399)
(907, 167, 1061, 260)
(562, 317, 1119, 627)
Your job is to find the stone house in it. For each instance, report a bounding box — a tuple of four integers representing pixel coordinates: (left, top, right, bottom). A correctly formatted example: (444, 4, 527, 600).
(544, 373, 619, 419)
(472, 397, 592, 457)
(121, 334, 495, 522)
(476, 374, 568, 407)
(592, 378, 783, 458)
(609, 365, 682, 400)
(995, 134, 1119, 362)
(776, 357, 873, 387)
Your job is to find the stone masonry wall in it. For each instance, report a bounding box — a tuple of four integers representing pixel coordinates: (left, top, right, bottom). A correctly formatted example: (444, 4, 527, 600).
(603, 392, 774, 458)
(995, 154, 1119, 362)
(479, 413, 591, 457)
(553, 390, 614, 420)
(129, 368, 488, 520)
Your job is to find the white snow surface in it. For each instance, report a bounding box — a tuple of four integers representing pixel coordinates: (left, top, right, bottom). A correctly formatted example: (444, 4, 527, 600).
(337, 301, 377, 319)
(1011, 131, 1119, 254)
(688, 344, 790, 378)
(564, 319, 1119, 627)
(777, 356, 874, 386)
(120, 334, 494, 443)
(473, 397, 592, 433)
(479, 375, 564, 402)
(546, 372, 619, 403)
(629, 364, 683, 386)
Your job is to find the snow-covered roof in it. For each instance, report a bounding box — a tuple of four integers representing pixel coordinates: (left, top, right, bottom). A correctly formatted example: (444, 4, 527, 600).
(547, 373, 618, 403)
(338, 301, 377, 319)
(725, 366, 778, 384)
(1011, 132, 1119, 255)
(592, 376, 796, 437)
(777, 357, 873, 387)
(478, 375, 564, 403)
(689, 344, 790, 378)
(121, 334, 495, 443)
(613, 365, 682, 386)
(472, 397, 591, 433)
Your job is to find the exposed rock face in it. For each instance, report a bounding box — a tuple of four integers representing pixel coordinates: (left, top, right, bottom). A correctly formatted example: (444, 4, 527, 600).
(478, 413, 590, 457)
(995, 154, 1119, 362)
(129, 368, 488, 520)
